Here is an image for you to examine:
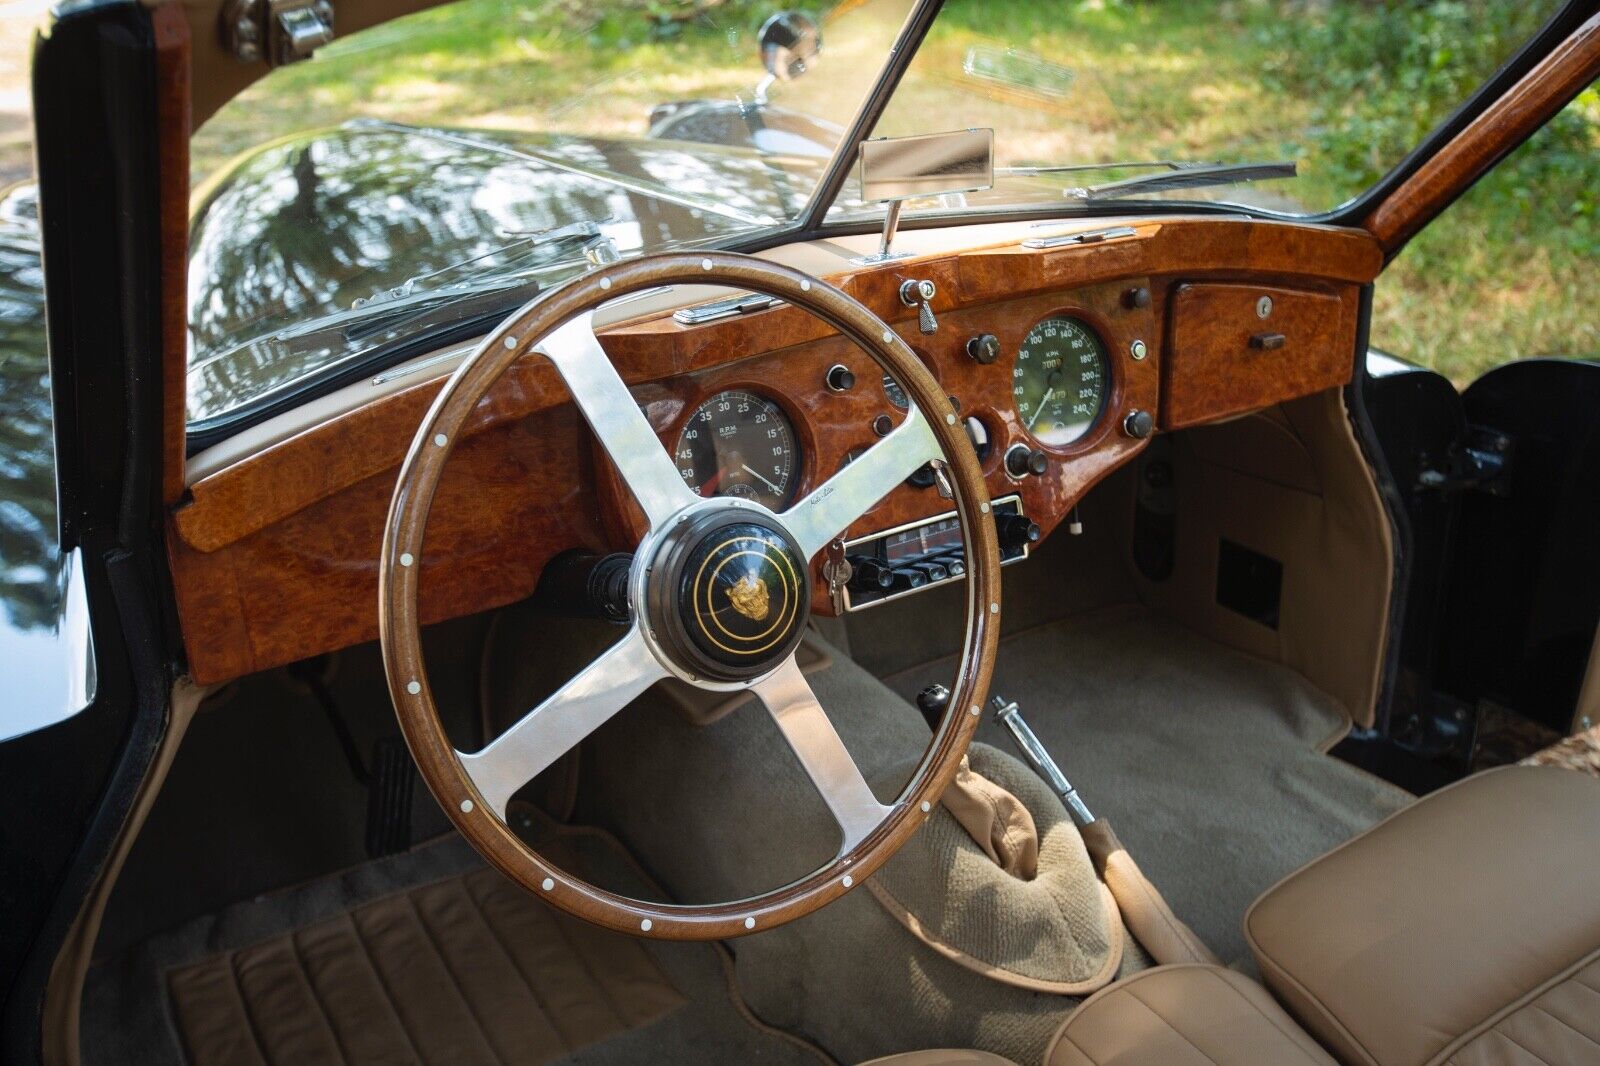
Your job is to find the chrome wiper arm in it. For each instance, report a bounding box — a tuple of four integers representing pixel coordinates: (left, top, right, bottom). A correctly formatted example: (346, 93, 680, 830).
(353, 220, 617, 311)
(1066, 160, 1297, 200)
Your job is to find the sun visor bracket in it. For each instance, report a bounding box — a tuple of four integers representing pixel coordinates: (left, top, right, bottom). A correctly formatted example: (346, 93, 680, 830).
(224, 0, 335, 67)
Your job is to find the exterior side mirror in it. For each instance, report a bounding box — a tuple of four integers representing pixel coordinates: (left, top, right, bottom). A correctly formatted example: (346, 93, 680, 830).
(759, 11, 821, 81)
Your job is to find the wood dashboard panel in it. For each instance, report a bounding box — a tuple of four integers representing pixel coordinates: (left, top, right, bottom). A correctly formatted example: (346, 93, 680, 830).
(1162, 282, 1358, 430)
(168, 218, 1381, 684)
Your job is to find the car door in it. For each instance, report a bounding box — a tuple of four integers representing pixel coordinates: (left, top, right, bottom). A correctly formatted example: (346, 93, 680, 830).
(0, 6, 180, 1062)
(1350, 18, 1599, 777)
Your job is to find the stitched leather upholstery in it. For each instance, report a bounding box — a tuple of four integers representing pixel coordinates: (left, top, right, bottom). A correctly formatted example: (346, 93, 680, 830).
(1443, 954, 1600, 1065)
(859, 1052, 1018, 1065)
(167, 866, 684, 1065)
(1044, 964, 1336, 1065)
(1246, 765, 1600, 1066)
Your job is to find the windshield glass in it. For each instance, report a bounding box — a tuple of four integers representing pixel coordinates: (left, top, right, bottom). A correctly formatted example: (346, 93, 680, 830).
(188, 0, 1569, 429)
(186, 0, 914, 425)
(832, 0, 1566, 222)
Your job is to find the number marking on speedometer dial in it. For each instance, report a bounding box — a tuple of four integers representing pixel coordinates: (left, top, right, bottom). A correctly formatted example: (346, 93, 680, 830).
(1013, 316, 1109, 446)
(673, 390, 800, 510)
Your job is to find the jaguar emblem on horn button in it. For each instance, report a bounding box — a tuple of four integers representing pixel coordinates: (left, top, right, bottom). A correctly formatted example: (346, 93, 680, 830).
(727, 574, 771, 621)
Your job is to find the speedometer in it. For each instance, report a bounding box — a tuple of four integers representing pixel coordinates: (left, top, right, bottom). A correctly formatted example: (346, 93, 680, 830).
(673, 390, 800, 510)
(1013, 317, 1109, 446)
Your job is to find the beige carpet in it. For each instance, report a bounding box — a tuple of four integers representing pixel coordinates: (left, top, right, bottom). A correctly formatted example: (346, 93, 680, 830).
(884, 604, 1415, 966)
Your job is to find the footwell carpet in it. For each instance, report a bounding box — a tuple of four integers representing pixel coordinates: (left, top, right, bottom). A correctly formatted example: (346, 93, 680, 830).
(885, 605, 1414, 965)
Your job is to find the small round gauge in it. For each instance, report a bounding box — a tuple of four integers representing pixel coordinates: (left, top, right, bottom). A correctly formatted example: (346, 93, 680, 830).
(1013, 316, 1110, 446)
(882, 373, 908, 409)
(673, 390, 800, 510)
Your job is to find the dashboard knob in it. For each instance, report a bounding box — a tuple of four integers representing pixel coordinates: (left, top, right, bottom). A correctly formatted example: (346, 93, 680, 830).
(906, 462, 938, 489)
(826, 364, 856, 392)
(888, 567, 928, 592)
(1005, 443, 1048, 478)
(995, 513, 1041, 554)
(1121, 286, 1151, 310)
(1122, 409, 1155, 439)
(847, 556, 895, 591)
(915, 683, 951, 731)
(966, 333, 1001, 364)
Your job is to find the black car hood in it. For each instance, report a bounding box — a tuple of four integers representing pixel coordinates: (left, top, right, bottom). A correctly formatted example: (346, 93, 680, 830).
(187, 120, 815, 423)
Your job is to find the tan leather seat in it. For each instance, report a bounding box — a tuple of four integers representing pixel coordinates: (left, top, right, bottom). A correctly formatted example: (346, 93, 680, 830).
(1044, 963, 1335, 1065)
(861, 965, 1329, 1066)
(860, 1053, 1018, 1065)
(1246, 765, 1600, 1066)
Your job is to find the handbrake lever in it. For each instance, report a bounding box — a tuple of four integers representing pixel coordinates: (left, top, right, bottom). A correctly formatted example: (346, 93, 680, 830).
(990, 693, 1095, 827)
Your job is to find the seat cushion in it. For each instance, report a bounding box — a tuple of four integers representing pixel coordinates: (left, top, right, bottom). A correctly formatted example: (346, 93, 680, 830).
(859, 1053, 1017, 1065)
(1245, 765, 1600, 1066)
(1045, 964, 1336, 1065)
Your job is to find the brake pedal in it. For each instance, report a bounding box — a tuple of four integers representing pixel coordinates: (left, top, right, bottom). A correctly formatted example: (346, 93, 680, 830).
(365, 736, 416, 858)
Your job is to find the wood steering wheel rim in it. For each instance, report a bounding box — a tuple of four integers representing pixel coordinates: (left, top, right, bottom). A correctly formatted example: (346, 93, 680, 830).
(380, 251, 1001, 940)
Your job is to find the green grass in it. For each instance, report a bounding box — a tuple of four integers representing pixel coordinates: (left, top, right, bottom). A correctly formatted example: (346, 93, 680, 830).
(193, 0, 1599, 386)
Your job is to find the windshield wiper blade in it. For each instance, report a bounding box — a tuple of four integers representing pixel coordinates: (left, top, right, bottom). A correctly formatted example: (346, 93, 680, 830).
(353, 220, 616, 311)
(997, 159, 1199, 178)
(337, 222, 620, 344)
(1066, 161, 1297, 200)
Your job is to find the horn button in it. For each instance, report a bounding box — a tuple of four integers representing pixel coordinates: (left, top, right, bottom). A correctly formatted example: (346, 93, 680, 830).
(646, 511, 811, 683)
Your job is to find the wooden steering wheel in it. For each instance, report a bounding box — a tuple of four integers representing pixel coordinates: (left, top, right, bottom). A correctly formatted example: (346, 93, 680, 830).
(380, 252, 1000, 940)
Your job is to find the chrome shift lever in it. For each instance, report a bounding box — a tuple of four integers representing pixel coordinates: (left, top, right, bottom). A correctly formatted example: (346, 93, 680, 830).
(991, 694, 1095, 826)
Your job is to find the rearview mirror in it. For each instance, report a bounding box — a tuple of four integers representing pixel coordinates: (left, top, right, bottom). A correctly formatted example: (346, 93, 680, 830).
(856, 128, 994, 262)
(858, 128, 995, 203)
(759, 11, 822, 81)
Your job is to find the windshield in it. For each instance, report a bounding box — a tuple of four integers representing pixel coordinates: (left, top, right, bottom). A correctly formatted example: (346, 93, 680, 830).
(186, 0, 915, 426)
(837, 0, 1565, 221)
(187, 0, 1568, 430)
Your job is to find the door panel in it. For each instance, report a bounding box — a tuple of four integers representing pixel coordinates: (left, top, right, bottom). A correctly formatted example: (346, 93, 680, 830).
(1442, 359, 1600, 734)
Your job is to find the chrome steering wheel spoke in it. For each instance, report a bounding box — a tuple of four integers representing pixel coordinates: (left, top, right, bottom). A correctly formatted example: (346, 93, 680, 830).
(459, 625, 666, 816)
(752, 653, 893, 854)
(781, 407, 942, 560)
(539, 311, 698, 530)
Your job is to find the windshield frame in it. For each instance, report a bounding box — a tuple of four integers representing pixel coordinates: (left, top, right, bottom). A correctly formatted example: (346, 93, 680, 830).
(184, 0, 1594, 453)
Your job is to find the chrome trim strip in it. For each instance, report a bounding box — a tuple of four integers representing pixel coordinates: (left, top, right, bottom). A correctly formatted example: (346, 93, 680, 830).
(1020, 225, 1136, 250)
(672, 292, 783, 324)
(370, 347, 465, 386)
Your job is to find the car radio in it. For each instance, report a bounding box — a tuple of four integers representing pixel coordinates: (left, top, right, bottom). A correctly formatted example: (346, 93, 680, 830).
(840, 495, 1036, 611)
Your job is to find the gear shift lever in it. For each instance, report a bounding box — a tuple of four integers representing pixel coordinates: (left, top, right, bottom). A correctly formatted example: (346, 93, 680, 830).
(990, 693, 1095, 827)
(989, 691, 1221, 967)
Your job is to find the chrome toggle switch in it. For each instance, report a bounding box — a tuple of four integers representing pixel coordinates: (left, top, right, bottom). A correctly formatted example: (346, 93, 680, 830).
(900, 278, 938, 334)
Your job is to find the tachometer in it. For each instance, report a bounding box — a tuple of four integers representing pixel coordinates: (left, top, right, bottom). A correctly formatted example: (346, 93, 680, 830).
(1013, 317, 1109, 446)
(674, 390, 800, 509)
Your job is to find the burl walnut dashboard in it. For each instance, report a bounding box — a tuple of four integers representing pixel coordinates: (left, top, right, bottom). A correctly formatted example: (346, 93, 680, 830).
(168, 218, 1381, 685)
